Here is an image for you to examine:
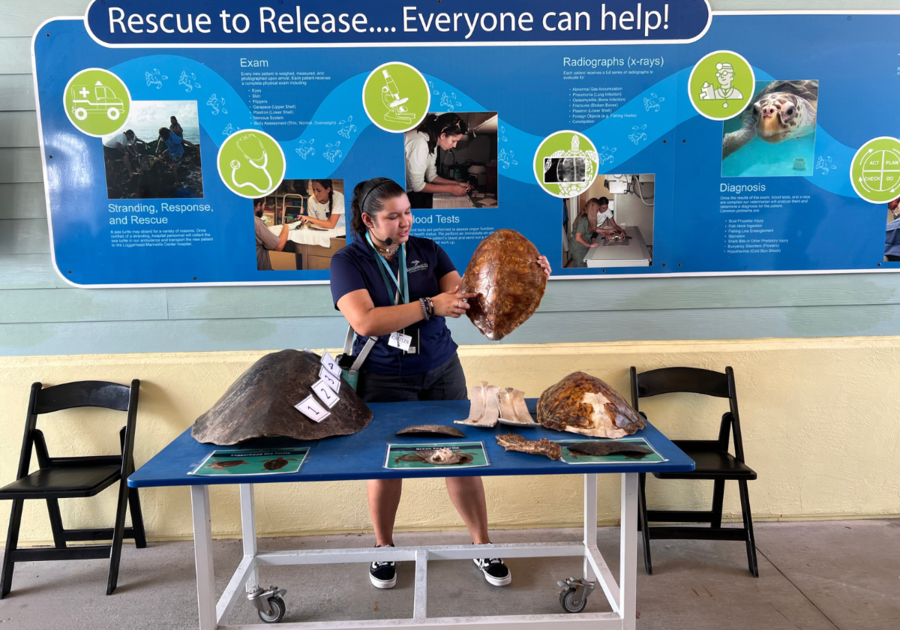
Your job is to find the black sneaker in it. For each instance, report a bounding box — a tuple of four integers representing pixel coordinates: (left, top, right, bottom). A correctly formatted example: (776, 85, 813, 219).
(473, 557, 512, 586)
(370, 545, 397, 589)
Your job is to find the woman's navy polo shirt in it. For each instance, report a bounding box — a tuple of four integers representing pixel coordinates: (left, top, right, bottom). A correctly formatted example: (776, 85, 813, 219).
(330, 234, 458, 375)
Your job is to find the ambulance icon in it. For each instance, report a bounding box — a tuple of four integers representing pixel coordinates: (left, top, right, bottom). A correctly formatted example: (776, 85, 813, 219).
(70, 81, 125, 121)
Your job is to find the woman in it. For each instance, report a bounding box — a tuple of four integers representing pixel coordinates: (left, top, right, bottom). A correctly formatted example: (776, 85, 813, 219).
(592, 196, 627, 241)
(568, 199, 600, 268)
(169, 116, 183, 136)
(330, 177, 551, 590)
(298, 179, 345, 231)
(404, 113, 473, 208)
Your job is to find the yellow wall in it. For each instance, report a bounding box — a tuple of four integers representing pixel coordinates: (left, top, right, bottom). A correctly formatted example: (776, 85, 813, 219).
(2, 338, 899, 544)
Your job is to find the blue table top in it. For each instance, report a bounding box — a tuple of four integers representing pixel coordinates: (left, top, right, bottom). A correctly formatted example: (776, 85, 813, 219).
(128, 399, 694, 488)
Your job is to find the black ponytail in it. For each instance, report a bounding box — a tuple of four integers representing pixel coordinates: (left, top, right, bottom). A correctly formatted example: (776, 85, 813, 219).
(313, 179, 334, 219)
(414, 113, 468, 154)
(350, 177, 406, 236)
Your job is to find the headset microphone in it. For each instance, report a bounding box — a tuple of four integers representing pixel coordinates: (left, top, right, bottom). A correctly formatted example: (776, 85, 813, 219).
(383, 237, 393, 246)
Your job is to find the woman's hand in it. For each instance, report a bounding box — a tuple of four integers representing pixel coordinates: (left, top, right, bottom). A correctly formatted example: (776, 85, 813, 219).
(537, 255, 552, 277)
(589, 242, 599, 248)
(449, 184, 468, 197)
(432, 285, 479, 318)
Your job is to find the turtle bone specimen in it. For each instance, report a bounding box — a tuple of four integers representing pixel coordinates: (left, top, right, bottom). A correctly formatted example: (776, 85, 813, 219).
(567, 441, 652, 459)
(496, 434, 562, 461)
(497, 387, 538, 425)
(396, 425, 466, 438)
(455, 382, 501, 428)
(537, 372, 646, 439)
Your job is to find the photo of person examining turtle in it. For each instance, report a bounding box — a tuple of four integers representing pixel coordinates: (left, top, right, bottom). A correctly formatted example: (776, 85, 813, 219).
(101, 101, 204, 200)
(591, 196, 627, 243)
(404, 112, 473, 208)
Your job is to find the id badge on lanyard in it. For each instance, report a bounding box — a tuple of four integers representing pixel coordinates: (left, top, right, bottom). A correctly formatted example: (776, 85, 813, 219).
(386, 281, 414, 352)
(368, 235, 417, 354)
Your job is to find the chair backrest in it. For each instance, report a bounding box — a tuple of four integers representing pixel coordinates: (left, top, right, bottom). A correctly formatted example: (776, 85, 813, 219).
(15, 380, 141, 481)
(33, 381, 133, 414)
(630, 366, 746, 462)
(632, 367, 730, 400)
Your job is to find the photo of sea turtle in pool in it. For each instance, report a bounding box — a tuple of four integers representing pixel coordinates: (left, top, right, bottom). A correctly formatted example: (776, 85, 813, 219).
(101, 100, 204, 199)
(721, 80, 818, 178)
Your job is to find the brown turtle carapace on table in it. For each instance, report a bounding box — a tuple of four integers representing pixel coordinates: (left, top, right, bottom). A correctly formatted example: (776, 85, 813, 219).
(209, 459, 248, 469)
(262, 457, 297, 470)
(567, 442, 652, 459)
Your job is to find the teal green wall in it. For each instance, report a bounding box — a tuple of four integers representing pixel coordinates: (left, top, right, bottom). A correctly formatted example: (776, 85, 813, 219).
(3, 0, 900, 356)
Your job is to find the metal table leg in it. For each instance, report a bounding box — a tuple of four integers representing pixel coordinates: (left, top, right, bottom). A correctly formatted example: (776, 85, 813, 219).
(241, 484, 260, 592)
(619, 473, 638, 630)
(190, 485, 217, 630)
(583, 474, 598, 583)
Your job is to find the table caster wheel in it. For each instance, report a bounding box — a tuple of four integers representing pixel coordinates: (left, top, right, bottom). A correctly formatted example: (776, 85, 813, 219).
(258, 596, 286, 623)
(557, 577, 595, 614)
(559, 587, 587, 613)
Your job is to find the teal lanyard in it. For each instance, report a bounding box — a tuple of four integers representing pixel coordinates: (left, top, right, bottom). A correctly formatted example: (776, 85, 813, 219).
(366, 232, 409, 306)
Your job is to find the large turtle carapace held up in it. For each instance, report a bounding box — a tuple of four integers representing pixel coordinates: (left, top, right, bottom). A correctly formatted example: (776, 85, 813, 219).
(191, 349, 373, 445)
(461, 229, 547, 341)
(723, 80, 818, 159)
(537, 372, 646, 439)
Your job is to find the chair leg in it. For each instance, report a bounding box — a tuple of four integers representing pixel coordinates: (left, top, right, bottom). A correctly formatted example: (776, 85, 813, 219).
(128, 488, 147, 549)
(106, 480, 130, 595)
(738, 480, 759, 578)
(46, 499, 67, 549)
(711, 479, 725, 529)
(1, 500, 25, 599)
(638, 473, 653, 575)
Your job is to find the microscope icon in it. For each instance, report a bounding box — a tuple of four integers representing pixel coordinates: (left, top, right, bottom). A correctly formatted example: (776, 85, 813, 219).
(381, 70, 416, 125)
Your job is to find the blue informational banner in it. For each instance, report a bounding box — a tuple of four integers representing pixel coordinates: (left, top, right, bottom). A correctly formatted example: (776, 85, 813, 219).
(32, 1, 900, 286)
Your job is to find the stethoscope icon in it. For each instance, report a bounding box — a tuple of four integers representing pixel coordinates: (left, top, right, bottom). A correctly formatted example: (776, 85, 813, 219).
(230, 134, 273, 193)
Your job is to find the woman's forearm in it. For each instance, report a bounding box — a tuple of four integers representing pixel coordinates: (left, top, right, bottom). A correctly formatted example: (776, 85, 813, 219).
(352, 301, 425, 337)
(421, 182, 462, 194)
(575, 233, 592, 247)
(304, 215, 339, 229)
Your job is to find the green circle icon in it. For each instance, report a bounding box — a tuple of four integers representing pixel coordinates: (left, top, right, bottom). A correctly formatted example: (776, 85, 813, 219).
(688, 51, 755, 121)
(63, 68, 131, 137)
(363, 62, 430, 133)
(851, 137, 900, 204)
(533, 131, 599, 199)
(217, 130, 286, 199)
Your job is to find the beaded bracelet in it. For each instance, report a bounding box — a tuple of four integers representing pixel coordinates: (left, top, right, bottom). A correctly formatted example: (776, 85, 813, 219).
(424, 297, 434, 319)
(419, 297, 430, 321)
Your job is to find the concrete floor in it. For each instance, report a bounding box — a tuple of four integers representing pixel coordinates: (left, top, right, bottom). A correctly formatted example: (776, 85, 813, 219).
(0, 519, 898, 629)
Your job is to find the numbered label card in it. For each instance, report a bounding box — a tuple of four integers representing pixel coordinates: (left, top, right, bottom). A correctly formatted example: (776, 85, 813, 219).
(295, 395, 331, 423)
(312, 379, 341, 408)
(321, 350, 341, 377)
(318, 366, 342, 393)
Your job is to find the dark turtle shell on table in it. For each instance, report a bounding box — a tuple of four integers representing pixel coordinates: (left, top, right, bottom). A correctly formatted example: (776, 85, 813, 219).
(191, 349, 372, 445)
(537, 372, 646, 439)
(461, 229, 547, 341)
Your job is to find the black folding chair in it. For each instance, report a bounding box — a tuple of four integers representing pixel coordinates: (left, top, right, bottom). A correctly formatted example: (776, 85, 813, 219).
(0, 380, 147, 598)
(630, 366, 758, 577)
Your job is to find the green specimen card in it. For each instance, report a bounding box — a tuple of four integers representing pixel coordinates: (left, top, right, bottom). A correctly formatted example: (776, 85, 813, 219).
(385, 442, 489, 470)
(190, 448, 310, 476)
(558, 438, 667, 465)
